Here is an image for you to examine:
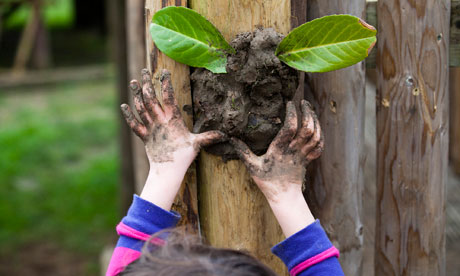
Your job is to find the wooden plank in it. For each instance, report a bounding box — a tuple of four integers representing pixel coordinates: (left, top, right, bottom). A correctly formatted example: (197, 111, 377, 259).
(144, 0, 199, 229)
(189, 1, 305, 274)
(366, 0, 459, 68)
(0, 65, 111, 90)
(304, 1, 366, 275)
(375, 0, 449, 275)
(450, 68, 460, 174)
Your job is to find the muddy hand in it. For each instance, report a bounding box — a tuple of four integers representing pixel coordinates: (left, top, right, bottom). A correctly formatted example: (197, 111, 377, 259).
(230, 100, 324, 202)
(121, 69, 225, 167)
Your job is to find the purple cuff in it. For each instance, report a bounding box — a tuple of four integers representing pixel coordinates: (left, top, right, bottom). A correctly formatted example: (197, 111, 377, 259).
(271, 220, 342, 275)
(121, 195, 181, 235)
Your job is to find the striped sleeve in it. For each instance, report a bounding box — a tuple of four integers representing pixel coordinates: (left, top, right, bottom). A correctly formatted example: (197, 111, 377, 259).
(106, 195, 180, 276)
(271, 220, 344, 276)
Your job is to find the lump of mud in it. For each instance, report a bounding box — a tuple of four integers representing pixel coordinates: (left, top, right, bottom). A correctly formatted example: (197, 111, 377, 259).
(191, 28, 299, 160)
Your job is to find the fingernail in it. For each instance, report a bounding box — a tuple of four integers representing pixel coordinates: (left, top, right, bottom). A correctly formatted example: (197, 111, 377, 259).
(160, 69, 171, 82)
(129, 80, 139, 91)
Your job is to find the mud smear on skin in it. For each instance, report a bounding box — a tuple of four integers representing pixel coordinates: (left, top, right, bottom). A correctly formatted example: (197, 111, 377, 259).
(191, 28, 299, 160)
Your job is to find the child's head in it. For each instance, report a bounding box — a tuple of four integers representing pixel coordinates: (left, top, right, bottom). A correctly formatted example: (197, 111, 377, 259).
(120, 228, 277, 276)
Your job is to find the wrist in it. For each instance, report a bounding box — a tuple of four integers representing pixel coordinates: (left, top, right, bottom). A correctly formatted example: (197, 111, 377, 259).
(267, 189, 315, 237)
(139, 163, 189, 211)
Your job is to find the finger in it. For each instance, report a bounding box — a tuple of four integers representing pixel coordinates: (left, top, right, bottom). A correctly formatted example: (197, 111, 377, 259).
(306, 134, 324, 161)
(268, 101, 298, 154)
(141, 69, 163, 119)
(160, 69, 182, 119)
(229, 137, 259, 169)
(121, 104, 148, 139)
(195, 130, 227, 147)
(130, 80, 153, 127)
(301, 112, 322, 156)
(289, 100, 315, 149)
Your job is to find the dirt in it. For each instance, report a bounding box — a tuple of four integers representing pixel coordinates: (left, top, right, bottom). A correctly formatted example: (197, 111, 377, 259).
(191, 28, 299, 160)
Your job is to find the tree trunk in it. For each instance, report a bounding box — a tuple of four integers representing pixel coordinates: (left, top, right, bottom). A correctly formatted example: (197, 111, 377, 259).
(189, 1, 305, 274)
(144, 0, 199, 229)
(375, 0, 449, 275)
(304, 1, 366, 275)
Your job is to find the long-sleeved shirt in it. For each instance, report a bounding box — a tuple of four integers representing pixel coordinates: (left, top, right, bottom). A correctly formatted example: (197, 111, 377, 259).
(106, 195, 344, 276)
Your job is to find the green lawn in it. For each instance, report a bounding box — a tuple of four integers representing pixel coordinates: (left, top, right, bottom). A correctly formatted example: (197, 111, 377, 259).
(0, 77, 120, 275)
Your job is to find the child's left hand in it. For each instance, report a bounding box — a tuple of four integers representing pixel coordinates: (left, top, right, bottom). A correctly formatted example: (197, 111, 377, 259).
(121, 69, 225, 209)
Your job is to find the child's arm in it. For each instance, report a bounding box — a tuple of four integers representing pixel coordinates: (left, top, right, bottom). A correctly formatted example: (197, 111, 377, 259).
(106, 69, 225, 276)
(231, 100, 344, 276)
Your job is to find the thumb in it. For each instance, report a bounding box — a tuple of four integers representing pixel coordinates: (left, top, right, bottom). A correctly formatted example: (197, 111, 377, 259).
(195, 130, 227, 147)
(229, 138, 258, 169)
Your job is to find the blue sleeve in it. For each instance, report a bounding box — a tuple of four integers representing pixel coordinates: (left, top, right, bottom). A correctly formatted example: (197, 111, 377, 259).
(271, 220, 344, 276)
(116, 195, 181, 251)
(106, 195, 181, 276)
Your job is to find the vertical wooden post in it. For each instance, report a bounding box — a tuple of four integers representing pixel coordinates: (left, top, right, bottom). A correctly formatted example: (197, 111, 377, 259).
(305, 1, 366, 275)
(107, 0, 134, 213)
(189, 1, 304, 274)
(144, 0, 199, 229)
(126, 0, 150, 194)
(450, 1, 460, 174)
(450, 68, 460, 174)
(375, 0, 449, 275)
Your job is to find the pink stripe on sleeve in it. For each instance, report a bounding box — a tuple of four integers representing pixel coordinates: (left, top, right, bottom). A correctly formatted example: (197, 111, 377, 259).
(289, 246, 340, 276)
(106, 247, 141, 276)
(116, 222, 165, 246)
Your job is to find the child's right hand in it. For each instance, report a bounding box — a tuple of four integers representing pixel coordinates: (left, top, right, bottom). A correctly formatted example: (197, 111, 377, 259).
(231, 100, 323, 203)
(231, 100, 322, 237)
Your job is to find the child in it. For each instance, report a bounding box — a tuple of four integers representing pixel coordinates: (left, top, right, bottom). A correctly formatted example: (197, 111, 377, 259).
(106, 69, 344, 276)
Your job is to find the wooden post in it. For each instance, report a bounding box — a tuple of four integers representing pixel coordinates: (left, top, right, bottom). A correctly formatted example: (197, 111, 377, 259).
(144, 0, 199, 229)
(107, 0, 135, 214)
(304, 1, 366, 275)
(126, 0, 150, 194)
(189, 1, 305, 274)
(375, 0, 449, 275)
(450, 1, 460, 174)
(450, 68, 460, 174)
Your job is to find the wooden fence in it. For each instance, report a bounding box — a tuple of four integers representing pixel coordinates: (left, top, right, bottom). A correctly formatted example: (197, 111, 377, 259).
(116, 0, 456, 275)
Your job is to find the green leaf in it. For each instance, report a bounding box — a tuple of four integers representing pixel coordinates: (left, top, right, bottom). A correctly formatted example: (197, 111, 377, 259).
(150, 6, 235, 73)
(276, 15, 377, 73)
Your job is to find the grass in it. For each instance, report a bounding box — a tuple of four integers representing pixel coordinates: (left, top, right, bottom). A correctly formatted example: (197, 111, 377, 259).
(0, 77, 120, 274)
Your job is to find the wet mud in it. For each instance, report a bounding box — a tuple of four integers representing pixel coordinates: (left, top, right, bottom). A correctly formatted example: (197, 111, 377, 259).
(191, 28, 299, 159)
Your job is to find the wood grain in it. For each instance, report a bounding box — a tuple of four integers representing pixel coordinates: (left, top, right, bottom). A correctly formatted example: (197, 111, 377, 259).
(366, 0, 460, 68)
(304, 1, 366, 275)
(144, 0, 199, 229)
(375, 0, 449, 275)
(189, 1, 306, 274)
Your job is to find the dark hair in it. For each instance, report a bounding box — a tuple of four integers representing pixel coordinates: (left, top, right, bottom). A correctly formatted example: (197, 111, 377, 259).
(120, 227, 278, 276)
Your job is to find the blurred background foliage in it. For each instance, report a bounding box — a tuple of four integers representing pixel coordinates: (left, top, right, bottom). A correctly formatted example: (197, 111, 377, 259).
(3, 0, 75, 29)
(0, 0, 121, 275)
